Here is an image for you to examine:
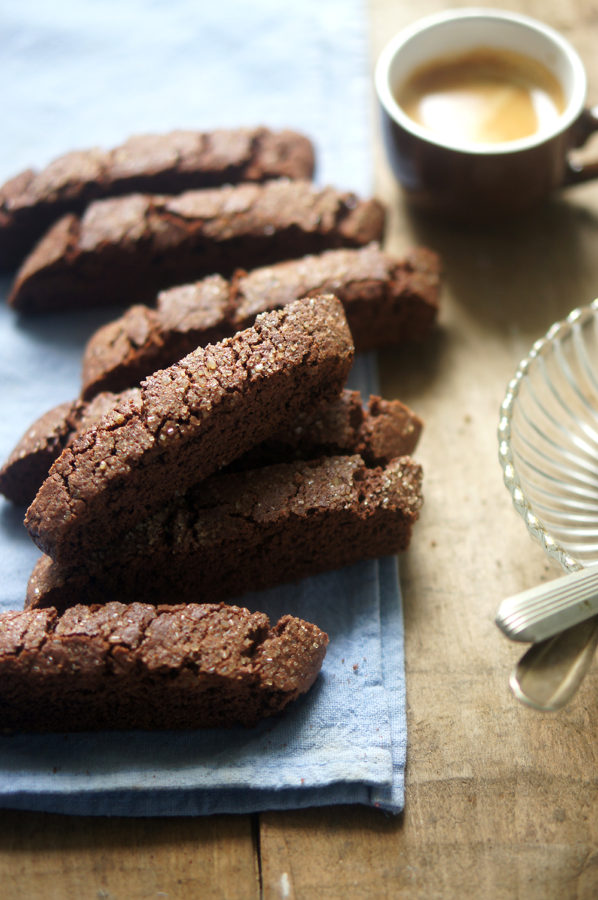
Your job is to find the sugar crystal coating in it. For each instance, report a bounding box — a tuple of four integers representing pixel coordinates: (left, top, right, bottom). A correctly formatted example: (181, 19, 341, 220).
(25, 295, 354, 565)
(9, 180, 385, 312)
(80, 242, 439, 398)
(0, 387, 422, 507)
(0, 127, 315, 270)
(26, 454, 423, 611)
(0, 602, 329, 731)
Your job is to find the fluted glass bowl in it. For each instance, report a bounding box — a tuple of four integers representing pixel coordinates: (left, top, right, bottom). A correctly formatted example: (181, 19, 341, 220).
(498, 299, 598, 573)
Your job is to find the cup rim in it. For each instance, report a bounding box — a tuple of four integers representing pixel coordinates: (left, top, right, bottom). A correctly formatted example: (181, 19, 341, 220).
(374, 7, 588, 156)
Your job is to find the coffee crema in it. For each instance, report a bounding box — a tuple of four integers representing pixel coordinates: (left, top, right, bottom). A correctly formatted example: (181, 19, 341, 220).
(395, 47, 566, 145)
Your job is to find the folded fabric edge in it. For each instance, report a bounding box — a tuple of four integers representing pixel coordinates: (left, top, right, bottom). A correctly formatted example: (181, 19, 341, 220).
(0, 356, 407, 817)
(369, 555, 407, 814)
(0, 780, 402, 817)
(0, 556, 405, 817)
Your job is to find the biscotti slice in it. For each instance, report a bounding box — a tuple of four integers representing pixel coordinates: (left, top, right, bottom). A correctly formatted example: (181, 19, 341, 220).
(0, 390, 139, 506)
(25, 295, 354, 566)
(0, 387, 422, 507)
(0, 401, 75, 507)
(81, 242, 440, 398)
(238, 392, 423, 471)
(0, 602, 328, 732)
(230, 243, 440, 348)
(9, 180, 385, 313)
(81, 275, 232, 398)
(0, 127, 315, 270)
(26, 454, 423, 612)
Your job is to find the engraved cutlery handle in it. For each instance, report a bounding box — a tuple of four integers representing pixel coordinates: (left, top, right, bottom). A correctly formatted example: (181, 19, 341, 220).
(496, 565, 598, 643)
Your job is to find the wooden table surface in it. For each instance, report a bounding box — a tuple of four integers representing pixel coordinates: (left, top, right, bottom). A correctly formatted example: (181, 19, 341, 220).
(2, 1, 598, 897)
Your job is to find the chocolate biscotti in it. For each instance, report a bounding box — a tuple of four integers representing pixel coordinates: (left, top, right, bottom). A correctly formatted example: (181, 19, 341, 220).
(25, 295, 354, 566)
(81, 242, 440, 398)
(26, 454, 423, 612)
(0, 401, 75, 507)
(0, 387, 422, 507)
(0, 127, 315, 270)
(0, 602, 328, 731)
(236, 392, 422, 471)
(0, 390, 139, 506)
(8, 180, 385, 313)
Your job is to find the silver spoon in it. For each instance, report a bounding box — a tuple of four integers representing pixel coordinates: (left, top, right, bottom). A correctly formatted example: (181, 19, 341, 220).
(510, 615, 598, 711)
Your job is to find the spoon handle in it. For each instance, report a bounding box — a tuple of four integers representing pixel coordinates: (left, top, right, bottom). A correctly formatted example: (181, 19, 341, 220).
(496, 564, 598, 643)
(510, 616, 598, 711)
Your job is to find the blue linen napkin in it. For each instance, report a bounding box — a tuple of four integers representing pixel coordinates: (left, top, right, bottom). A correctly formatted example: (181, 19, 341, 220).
(0, 0, 407, 815)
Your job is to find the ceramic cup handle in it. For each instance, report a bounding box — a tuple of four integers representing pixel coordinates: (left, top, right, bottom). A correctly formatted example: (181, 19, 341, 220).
(564, 105, 598, 185)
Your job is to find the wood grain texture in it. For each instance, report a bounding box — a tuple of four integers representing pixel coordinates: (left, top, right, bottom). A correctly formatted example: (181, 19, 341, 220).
(0, 811, 259, 900)
(2, 3, 598, 898)
(258, 1, 598, 898)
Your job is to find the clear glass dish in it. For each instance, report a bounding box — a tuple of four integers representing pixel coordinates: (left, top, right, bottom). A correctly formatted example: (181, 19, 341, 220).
(498, 299, 598, 573)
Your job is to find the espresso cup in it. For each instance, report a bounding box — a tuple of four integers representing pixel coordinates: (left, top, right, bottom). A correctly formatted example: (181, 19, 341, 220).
(375, 8, 598, 221)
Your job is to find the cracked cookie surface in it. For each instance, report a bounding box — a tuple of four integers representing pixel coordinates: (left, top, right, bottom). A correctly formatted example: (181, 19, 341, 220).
(9, 180, 385, 312)
(80, 242, 439, 398)
(0, 127, 315, 270)
(26, 453, 423, 611)
(0, 601, 328, 731)
(25, 295, 354, 565)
